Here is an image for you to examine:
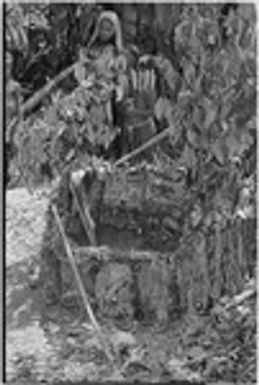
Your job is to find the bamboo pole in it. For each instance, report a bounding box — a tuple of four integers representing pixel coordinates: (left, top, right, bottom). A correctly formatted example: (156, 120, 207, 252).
(51, 203, 116, 368)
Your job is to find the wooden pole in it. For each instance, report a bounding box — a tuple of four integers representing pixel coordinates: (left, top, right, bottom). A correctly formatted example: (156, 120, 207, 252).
(51, 203, 116, 367)
(114, 118, 180, 168)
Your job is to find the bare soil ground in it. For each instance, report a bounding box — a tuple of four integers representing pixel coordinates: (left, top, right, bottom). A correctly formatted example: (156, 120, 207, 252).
(6, 187, 255, 383)
(6, 187, 200, 383)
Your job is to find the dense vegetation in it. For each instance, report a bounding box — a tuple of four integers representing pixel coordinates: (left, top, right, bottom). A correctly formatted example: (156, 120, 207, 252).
(6, 3, 256, 383)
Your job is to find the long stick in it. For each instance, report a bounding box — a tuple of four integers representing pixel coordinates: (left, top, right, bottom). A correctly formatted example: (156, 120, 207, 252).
(114, 119, 179, 168)
(51, 203, 116, 367)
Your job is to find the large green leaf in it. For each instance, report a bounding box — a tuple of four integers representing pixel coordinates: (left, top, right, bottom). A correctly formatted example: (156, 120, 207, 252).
(204, 104, 217, 130)
(186, 128, 199, 148)
(212, 138, 225, 165)
(180, 144, 197, 169)
(225, 133, 240, 159)
(154, 97, 168, 121)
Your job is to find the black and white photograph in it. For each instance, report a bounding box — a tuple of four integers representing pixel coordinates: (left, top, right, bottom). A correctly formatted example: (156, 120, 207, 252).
(4, 2, 257, 383)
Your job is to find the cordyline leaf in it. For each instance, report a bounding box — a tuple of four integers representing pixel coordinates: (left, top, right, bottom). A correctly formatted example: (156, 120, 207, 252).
(154, 56, 178, 93)
(183, 60, 196, 87)
(181, 144, 197, 168)
(86, 123, 96, 146)
(225, 134, 240, 158)
(178, 90, 193, 108)
(212, 139, 225, 165)
(154, 97, 167, 121)
(154, 97, 175, 128)
(186, 128, 198, 148)
(204, 105, 217, 129)
(74, 63, 86, 85)
(241, 131, 253, 148)
(191, 205, 203, 228)
(174, 20, 192, 52)
(226, 129, 253, 158)
(164, 103, 175, 126)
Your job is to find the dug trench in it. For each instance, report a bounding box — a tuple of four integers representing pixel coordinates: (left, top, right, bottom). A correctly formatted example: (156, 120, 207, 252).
(6, 182, 193, 383)
(40, 164, 186, 330)
(39, 160, 256, 331)
(6, 166, 256, 383)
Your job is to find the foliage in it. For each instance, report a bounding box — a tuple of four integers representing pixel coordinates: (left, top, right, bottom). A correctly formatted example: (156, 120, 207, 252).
(181, 279, 256, 382)
(6, 5, 256, 382)
(154, 4, 256, 225)
(6, 3, 102, 90)
(11, 4, 256, 318)
(15, 79, 119, 186)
